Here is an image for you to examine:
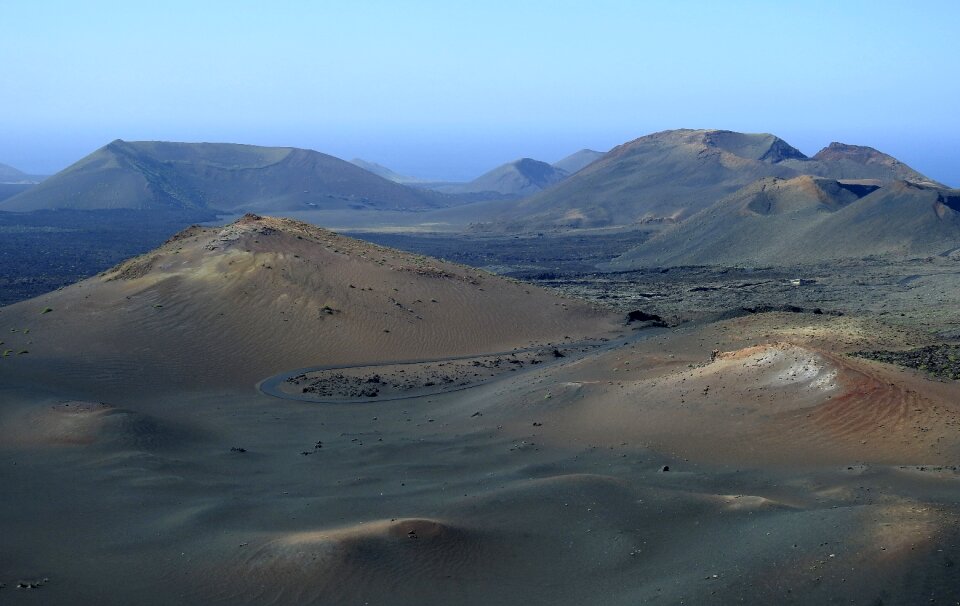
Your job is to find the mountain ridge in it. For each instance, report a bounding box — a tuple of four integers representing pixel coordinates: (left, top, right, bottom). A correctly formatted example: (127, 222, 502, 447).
(0, 161, 46, 184)
(475, 129, 940, 231)
(606, 176, 960, 268)
(349, 158, 425, 184)
(0, 140, 449, 213)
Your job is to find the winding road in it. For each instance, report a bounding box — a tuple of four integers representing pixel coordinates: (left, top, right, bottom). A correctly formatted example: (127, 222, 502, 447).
(257, 327, 668, 404)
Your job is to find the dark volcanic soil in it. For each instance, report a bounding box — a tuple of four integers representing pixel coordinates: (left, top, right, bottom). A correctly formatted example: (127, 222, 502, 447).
(336, 231, 960, 340)
(528, 257, 960, 339)
(281, 350, 563, 401)
(853, 344, 960, 380)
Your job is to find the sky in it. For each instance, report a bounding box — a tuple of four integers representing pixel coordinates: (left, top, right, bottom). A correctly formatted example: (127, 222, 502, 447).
(2, 0, 958, 185)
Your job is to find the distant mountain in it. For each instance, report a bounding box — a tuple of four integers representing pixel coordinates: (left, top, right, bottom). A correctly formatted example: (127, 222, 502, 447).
(465, 158, 569, 196)
(427, 158, 569, 197)
(551, 149, 605, 174)
(476, 129, 939, 231)
(606, 177, 960, 268)
(350, 158, 424, 184)
(480, 129, 806, 230)
(781, 142, 939, 185)
(0, 162, 45, 184)
(0, 141, 448, 213)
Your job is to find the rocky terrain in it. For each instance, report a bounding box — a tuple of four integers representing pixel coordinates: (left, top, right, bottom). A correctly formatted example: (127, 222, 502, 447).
(853, 344, 960, 380)
(530, 257, 960, 336)
(275, 348, 576, 402)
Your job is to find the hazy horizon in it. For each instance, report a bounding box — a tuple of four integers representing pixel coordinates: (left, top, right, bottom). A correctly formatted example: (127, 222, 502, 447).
(3, 1, 958, 185)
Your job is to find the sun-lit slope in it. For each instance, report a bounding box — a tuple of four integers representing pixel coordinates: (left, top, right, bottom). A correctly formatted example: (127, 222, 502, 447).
(0, 214, 618, 392)
(609, 178, 960, 268)
(0, 140, 448, 212)
(497, 312, 960, 466)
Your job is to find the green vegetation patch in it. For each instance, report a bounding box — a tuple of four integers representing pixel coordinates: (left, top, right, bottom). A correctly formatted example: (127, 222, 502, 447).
(852, 344, 960, 380)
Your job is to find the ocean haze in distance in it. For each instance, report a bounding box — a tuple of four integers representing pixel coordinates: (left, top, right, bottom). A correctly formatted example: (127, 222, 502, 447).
(2, 1, 958, 186)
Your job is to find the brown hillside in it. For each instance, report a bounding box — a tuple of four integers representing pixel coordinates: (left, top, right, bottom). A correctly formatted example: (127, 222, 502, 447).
(0, 215, 618, 393)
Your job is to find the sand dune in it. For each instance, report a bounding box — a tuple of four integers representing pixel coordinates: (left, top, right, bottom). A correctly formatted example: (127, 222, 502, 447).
(210, 518, 485, 605)
(0, 400, 188, 450)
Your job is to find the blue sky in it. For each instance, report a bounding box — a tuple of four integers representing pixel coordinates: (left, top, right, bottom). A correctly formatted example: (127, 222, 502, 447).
(2, 1, 958, 184)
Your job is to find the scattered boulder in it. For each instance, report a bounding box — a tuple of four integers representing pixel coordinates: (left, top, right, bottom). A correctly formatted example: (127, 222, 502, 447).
(627, 310, 668, 327)
(627, 310, 662, 323)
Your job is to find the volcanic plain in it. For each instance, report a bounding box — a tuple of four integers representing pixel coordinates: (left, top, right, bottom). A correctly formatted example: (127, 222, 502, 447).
(2, 127, 960, 605)
(1, 213, 959, 606)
